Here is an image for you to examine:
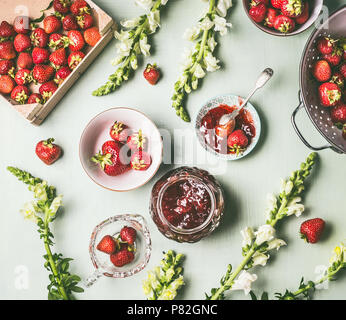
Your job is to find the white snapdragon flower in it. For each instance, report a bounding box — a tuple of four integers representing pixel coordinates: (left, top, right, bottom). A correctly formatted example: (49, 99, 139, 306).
(183, 26, 201, 41)
(286, 197, 304, 217)
(213, 15, 232, 36)
(48, 195, 63, 217)
(329, 243, 345, 265)
(216, 0, 233, 17)
(240, 227, 254, 247)
(255, 224, 276, 246)
(130, 56, 138, 70)
(252, 252, 269, 267)
(207, 36, 217, 52)
(114, 30, 130, 41)
(120, 17, 141, 28)
(314, 265, 329, 290)
(178, 73, 188, 87)
(194, 64, 206, 78)
(148, 10, 160, 33)
(280, 179, 294, 195)
(204, 52, 220, 72)
(29, 181, 48, 201)
(158, 275, 184, 300)
(139, 36, 151, 56)
(265, 193, 278, 220)
(20, 202, 38, 222)
(231, 271, 257, 295)
(267, 238, 287, 251)
(115, 38, 133, 57)
(135, 0, 154, 10)
(111, 55, 125, 66)
(180, 48, 194, 70)
(161, 0, 168, 4)
(199, 17, 214, 30)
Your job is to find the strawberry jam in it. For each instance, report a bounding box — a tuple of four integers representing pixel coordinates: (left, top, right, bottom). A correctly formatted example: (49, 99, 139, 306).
(200, 104, 256, 154)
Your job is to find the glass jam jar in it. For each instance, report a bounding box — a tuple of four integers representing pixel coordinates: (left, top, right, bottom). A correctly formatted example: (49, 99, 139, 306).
(150, 167, 224, 243)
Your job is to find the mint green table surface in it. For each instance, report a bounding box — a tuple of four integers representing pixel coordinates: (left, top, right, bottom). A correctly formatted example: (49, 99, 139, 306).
(1, 0, 345, 300)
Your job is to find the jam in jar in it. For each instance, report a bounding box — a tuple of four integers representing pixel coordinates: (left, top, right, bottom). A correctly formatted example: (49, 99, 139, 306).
(150, 167, 224, 243)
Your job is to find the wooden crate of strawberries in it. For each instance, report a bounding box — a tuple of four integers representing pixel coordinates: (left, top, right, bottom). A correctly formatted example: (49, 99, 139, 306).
(0, 0, 116, 125)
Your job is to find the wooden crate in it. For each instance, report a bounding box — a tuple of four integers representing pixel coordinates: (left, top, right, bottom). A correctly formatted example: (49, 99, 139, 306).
(0, 0, 116, 125)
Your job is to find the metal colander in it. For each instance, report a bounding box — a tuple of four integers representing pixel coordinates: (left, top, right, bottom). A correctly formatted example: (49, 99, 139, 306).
(292, 5, 346, 154)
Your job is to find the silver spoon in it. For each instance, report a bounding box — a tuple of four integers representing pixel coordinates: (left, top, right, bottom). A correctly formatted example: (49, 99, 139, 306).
(218, 68, 274, 127)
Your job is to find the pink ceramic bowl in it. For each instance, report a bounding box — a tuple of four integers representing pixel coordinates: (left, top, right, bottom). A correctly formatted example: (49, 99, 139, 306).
(79, 107, 163, 192)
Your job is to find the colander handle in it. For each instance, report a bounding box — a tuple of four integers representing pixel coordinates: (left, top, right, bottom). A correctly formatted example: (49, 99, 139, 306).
(291, 95, 333, 151)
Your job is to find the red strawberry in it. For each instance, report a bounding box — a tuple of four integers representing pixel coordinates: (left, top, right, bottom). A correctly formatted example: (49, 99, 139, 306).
(33, 64, 55, 84)
(295, 1, 309, 24)
(281, 0, 304, 18)
(331, 72, 344, 89)
(28, 93, 43, 104)
(331, 104, 346, 124)
(13, 16, 30, 34)
(62, 14, 79, 31)
(84, 27, 101, 47)
(0, 41, 16, 59)
(264, 8, 278, 28)
(318, 82, 342, 107)
(77, 13, 94, 30)
(271, 0, 282, 9)
(70, 0, 91, 16)
(0, 75, 15, 94)
(68, 51, 85, 69)
(17, 52, 33, 69)
(43, 15, 62, 34)
(312, 60, 331, 82)
(317, 37, 336, 55)
(227, 129, 249, 155)
(53, 0, 71, 14)
(249, 3, 267, 23)
(14, 34, 31, 52)
(30, 28, 49, 48)
(68, 30, 85, 51)
(215, 120, 236, 138)
(109, 121, 130, 142)
(250, 0, 269, 7)
(120, 226, 137, 245)
(11, 85, 29, 104)
(39, 81, 58, 102)
(49, 48, 67, 69)
(273, 15, 295, 33)
(110, 248, 135, 267)
(300, 218, 325, 244)
(340, 63, 346, 79)
(32, 47, 50, 64)
(0, 21, 15, 39)
(323, 51, 342, 67)
(14, 69, 32, 85)
(35, 138, 62, 165)
(96, 235, 119, 254)
(131, 151, 152, 171)
(0, 59, 14, 75)
(54, 66, 71, 85)
(143, 63, 160, 85)
(49, 33, 70, 50)
(127, 130, 147, 151)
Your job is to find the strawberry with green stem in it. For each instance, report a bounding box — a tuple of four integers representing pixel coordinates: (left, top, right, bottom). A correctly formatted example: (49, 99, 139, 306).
(11, 85, 29, 104)
(143, 63, 160, 85)
(35, 138, 62, 165)
(319, 82, 342, 107)
(300, 218, 325, 244)
(131, 151, 152, 171)
(68, 51, 85, 69)
(227, 129, 249, 155)
(109, 121, 129, 142)
(127, 129, 147, 151)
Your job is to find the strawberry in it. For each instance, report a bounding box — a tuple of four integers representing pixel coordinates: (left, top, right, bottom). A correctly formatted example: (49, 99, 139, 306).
(323, 51, 342, 67)
(68, 30, 85, 51)
(11, 85, 29, 104)
(127, 130, 147, 151)
(318, 82, 342, 107)
(131, 150, 152, 171)
(250, 0, 269, 7)
(300, 218, 325, 244)
(83, 27, 101, 47)
(43, 15, 62, 34)
(331, 104, 346, 124)
(30, 28, 49, 48)
(109, 121, 130, 142)
(0, 21, 15, 39)
(62, 14, 79, 31)
(28, 93, 43, 104)
(70, 0, 91, 16)
(77, 13, 94, 30)
(14, 69, 32, 85)
(35, 138, 62, 165)
(273, 15, 295, 33)
(13, 16, 30, 34)
(39, 81, 58, 102)
(281, 0, 304, 18)
(295, 1, 309, 24)
(331, 72, 344, 89)
(215, 120, 236, 138)
(0, 41, 16, 59)
(340, 63, 346, 79)
(55, 66, 71, 85)
(312, 60, 331, 82)
(53, 0, 71, 14)
(17, 52, 33, 69)
(120, 226, 137, 245)
(227, 129, 249, 155)
(96, 235, 119, 254)
(32, 47, 50, 64)
(249, 3, 267, 23)
(110, 248, 135, 267)
(68, 51, 85, 69)
(14, 34, 31, 52)
(271, 0, 282, 9)
(33, 64, 55, 84)
(49, 48, 67, 69)
(264, 8, 278, 28)
(317, 37, 336, 55)
(0, 59, 14, 75)
(143, 63, 160, 85)
(0, 75, 15, 94)
(49, 33, 70, 50)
